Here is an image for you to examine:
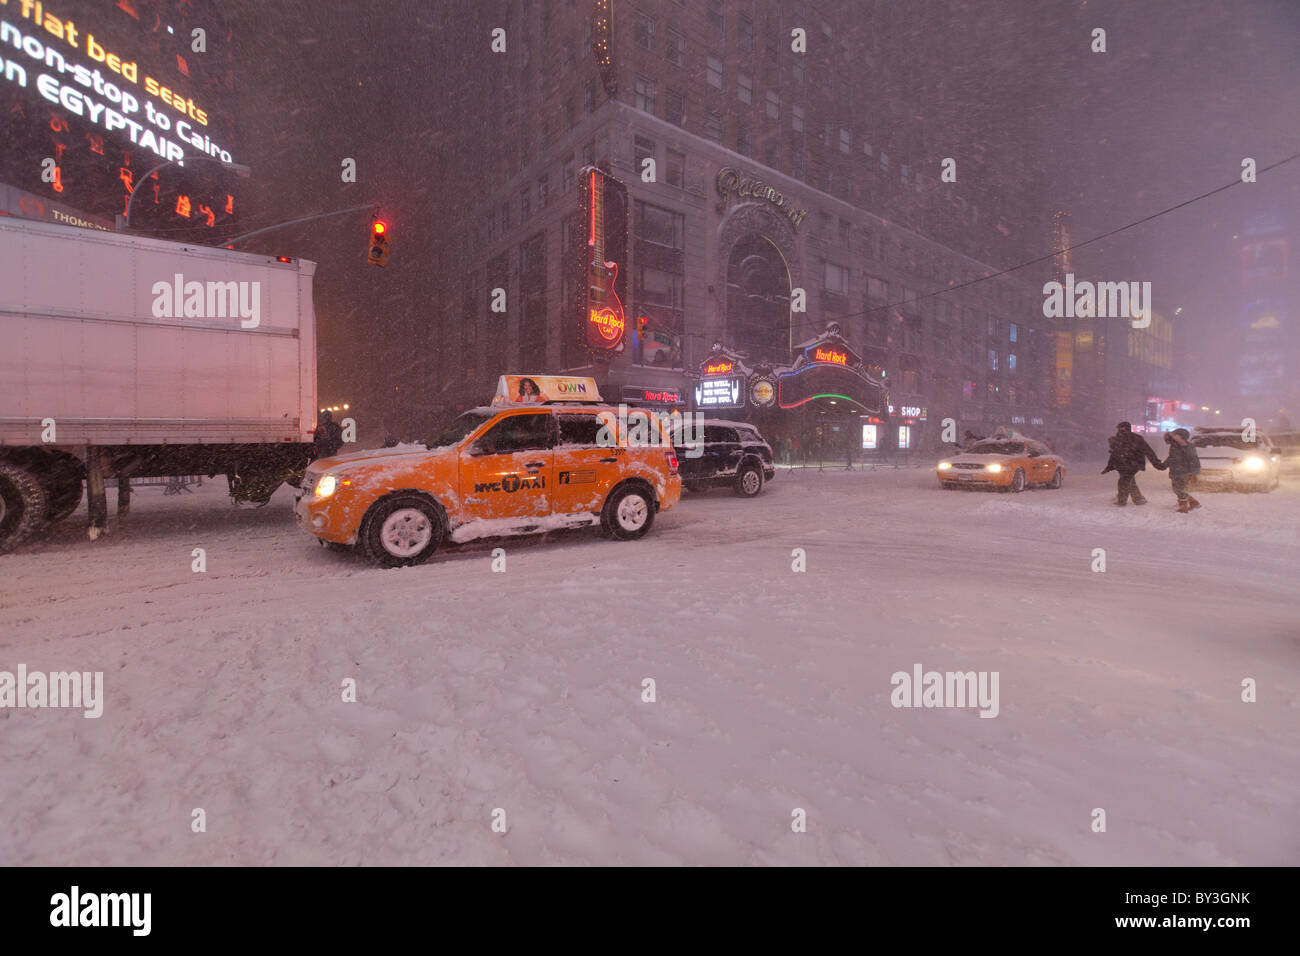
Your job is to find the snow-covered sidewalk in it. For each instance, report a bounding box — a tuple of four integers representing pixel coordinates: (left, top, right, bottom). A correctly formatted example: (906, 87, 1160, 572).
(1, 467, 1296, 865)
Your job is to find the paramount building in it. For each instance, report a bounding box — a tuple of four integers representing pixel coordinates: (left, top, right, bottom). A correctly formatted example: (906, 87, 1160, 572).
(431, 0, 1055, 458)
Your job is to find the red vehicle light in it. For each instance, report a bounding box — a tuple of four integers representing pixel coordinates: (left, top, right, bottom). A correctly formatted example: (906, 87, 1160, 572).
(665, 451, 679, 474)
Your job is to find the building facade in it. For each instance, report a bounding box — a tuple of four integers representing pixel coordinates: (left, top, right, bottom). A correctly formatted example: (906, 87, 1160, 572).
(432, 0, 1056, 457)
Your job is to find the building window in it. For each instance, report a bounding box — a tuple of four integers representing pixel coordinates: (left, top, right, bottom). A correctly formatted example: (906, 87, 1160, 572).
(1009, 322, 1018, 343)
(900, 369, 921, 393)
(839, 128, 850, 154)
(666, 89, 685, 126)
(988, 348, 999, 371)
(901, 163, 910, 184)
(791, 104, 804, 132)
(564, 98, 576, 130)
(824, 261, 849, 296)
(738, 14, 754, 50)
(707, 0, 723, 31)
(880, 151, 889, 171)
(705, 111, 723, 142)
(637, 265, 684, 308)
(736, 122, 751, 156)
(562, 156, 574, 192)
(665, 148, 685, 188)
(636, 201, 685, 249)
(635, 75, 656, 113)
(763, 139, 779, 170)
(635, 11, 656, 50)
(584, 78, 595, 114)
(538, 173, 549, 207)
(634, 135, 655, 174)
(520, 232, 546, 276)
(665, 28, 685, 66)
(765, 89, 779, 119)
(519, 184, 530, 220)
(707, 54, 723, 89)
(963, 380, 977, 401)
(792, 59, 803, 84)
(1008, 353, 1017, 373)
(737, 71, 752, 105)
(898, 425, 912, 450)
(792, 149, 804, 179)
(862, 139, 873, 157)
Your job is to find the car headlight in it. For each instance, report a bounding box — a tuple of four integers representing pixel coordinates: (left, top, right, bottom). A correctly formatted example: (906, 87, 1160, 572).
(986, 463, 1002, 473)
(938, 462, 952, 470)
(315, 474, 337, 497)
(1242, 456, 1265, 472)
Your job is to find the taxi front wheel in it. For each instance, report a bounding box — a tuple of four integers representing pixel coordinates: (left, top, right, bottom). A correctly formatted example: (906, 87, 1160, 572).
(361, 495, 445, 567)
(601, 485, 655, 540)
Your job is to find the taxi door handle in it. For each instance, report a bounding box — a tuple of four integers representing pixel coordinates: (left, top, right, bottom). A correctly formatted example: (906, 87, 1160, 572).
(525, 461, 545, 470)
(599, 457, 618, 463)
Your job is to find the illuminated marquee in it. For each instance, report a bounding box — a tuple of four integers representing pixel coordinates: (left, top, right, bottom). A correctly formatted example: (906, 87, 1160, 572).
(779, 327, 884, 412)
(703, 359, 735, 375)
(0, 0, 239, 238)
(813, 348, 847, 366)
(695, 376, 744, 409)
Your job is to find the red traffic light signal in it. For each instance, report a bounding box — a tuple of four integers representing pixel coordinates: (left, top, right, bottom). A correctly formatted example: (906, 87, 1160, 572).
(367, 219, 389, 267)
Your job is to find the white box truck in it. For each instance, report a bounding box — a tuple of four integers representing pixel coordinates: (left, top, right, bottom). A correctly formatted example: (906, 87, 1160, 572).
(0, 217, 318, 552)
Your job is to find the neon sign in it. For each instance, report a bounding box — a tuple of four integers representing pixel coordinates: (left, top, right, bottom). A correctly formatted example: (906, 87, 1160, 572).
(589, 307, 625, 341)
(695, 376, 744, 408)
(814, 348, 848, 365)
(703, 359, 735, 375)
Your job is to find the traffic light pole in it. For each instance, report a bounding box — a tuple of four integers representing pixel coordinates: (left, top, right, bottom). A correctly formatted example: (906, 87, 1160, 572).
(221, 204, 378, 247)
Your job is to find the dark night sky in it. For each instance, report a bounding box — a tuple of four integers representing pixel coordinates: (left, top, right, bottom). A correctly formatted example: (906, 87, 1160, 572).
(226, 0, 1300, 429)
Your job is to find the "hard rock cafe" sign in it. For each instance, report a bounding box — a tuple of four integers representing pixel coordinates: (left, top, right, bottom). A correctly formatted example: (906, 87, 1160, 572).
(715, 167, 808, 230)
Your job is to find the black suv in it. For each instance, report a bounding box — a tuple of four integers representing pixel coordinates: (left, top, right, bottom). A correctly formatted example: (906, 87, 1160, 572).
(674, 421, 776, 497)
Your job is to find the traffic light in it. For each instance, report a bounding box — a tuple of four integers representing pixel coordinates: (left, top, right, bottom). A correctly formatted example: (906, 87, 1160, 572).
(367, 219, 389, 267)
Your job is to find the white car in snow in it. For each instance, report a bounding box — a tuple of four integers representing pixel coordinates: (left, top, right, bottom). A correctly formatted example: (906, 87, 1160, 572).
(1189, 427, 1281, 492)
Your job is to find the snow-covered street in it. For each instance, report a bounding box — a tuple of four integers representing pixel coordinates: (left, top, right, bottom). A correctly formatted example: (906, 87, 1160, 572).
(2, 464, 1296, 866)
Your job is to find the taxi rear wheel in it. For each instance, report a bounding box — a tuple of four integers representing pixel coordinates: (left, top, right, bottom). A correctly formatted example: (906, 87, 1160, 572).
(361, 495, 444, 567)
(1048, 468, 1063, 489)
(602, 484, 655, 540)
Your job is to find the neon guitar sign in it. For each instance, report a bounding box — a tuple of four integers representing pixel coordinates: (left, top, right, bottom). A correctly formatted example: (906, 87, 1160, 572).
(585, 167, 626, 349)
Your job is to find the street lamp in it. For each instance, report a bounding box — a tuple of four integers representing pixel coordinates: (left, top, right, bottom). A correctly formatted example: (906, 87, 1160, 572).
(116, 157, 252, 232)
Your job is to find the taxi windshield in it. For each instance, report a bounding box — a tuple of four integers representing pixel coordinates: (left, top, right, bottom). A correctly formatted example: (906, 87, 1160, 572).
(970, 441, 1025, 456)
(425, 411, 493, 449)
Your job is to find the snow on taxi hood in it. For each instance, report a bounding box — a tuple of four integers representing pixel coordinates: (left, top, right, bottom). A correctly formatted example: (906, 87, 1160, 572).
(943, 451, 1020, 465)
(313, 442, 448, 471)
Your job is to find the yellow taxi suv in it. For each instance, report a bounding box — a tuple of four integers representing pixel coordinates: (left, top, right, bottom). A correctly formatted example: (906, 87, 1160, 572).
(937, 438, 1065, 492)
(295, 376, 681, 566)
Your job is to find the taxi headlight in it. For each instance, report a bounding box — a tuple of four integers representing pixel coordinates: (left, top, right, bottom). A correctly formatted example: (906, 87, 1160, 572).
(315, 474, 337, 498)
(1242, 456, 1265, 472)
(986, 463, 1003, 473)
(938, 462, 952, 470)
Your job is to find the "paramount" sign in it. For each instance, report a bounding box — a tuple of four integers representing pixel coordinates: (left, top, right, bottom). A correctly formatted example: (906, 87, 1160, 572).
(716, 167, 807, 230)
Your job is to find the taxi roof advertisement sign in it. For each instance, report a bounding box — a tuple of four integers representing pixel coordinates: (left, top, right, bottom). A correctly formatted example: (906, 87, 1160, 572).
(493, 375, 602, 405)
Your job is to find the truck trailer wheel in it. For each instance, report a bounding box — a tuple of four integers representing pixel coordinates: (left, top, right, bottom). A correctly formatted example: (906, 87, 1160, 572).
(0, 461, 49, 554)
(46, 477, 84, 523)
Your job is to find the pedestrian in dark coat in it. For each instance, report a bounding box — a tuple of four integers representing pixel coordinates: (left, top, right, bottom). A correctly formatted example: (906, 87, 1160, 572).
(313, 410, 344, 460)
(1159, 428, 1202, 512)
(1105, 421, 1163, 505)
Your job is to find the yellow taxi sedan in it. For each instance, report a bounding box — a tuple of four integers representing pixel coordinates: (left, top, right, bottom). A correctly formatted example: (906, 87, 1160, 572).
(937, 438, 1065, 492)
(296, 377, 682, 566)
